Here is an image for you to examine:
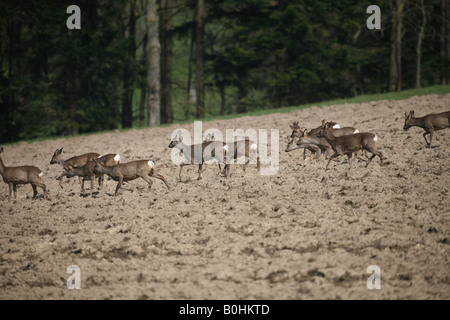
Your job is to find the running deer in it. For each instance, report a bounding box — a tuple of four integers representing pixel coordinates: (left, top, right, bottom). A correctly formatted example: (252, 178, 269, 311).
(0, 147, 46, 201)
(403, 110, 450, 148)
(50, 148, 101, 188)
(290, 120, 360, 162)
(93, 159, 170, 197)
(285, 135, 301, 152)
(204, 133, 260, 178)
(317, 122, 384, 170)
(65, 153, 121, 196)
(169, 130, 228, 180)
(222, 138, 260, 178)
(287, 121, 339, 160)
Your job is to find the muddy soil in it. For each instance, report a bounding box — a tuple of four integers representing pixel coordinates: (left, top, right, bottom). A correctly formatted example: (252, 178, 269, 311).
(0, 94, 449, 299)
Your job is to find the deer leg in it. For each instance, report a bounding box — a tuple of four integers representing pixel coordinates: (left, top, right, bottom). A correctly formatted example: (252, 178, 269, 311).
(318, 148, 325, 161)
(378, 150, 384, 166)
(325, 146, 333, 159)
(365, 147, 384, 167)
(114, 175, 124, 197)
(58, 172, 67, 189)
(355, 152, 366, 163)
(423, 131, 430, 147)
(243, 159, 248, 171)
(149, 172, 171, 190)
(34, 181, 46, 199)
(13, 184, 18, 199)
(249, 148, 260, 173)
(98, 175, 103, 189)
(178, 163, 187, 180)
(326, 153, 340, 170)
(8, 183, 13, 201)
(31, 185, 38, 199)
(197, 164, 203, 180)
(315, 148, 322, 160)
(90, 176, 95, 196)
(309, 150, 316, 164)
(224, 164, 230, 178)
(139, 174, 154, 190)
(256, 155, 261, 173)
(347, 153, 353, 170)
(365, 154, 376, 167)
(428, 131, 434, 148)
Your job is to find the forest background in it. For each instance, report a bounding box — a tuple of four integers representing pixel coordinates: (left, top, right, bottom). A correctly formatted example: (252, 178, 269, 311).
(1, 0, 449, 143)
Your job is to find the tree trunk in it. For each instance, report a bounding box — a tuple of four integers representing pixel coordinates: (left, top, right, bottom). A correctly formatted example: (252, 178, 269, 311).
(139, 32, 148, 127)
(388, 2, 398, 92)
(441, 0, 449, 84)
(447, 0, 450, 84)
(139, 86, 146, 127)
(195, 0, 205, 119)
(395, 0, 403, 92)
(185, 26, 195, 120)
(146, 0, 161, 126)
(219, 81, 226, 116)
(415, 0, 426, 89)
(237, 69, 247, 114)
(388, 0, 404, 92)
(121, 0, 136, 129)
(160, 0, 173, 124)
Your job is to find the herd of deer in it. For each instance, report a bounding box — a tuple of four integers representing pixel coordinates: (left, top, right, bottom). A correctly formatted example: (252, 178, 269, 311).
(0, 110, 449, 201)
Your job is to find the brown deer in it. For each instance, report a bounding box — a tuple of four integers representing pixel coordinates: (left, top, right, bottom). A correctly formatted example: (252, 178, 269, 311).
(288, 121, 330, 160)
(204, 132, 260, 178)
(317, 122, 384, 170)
(65, 153, 121, 196)
(169, 130, 228, 180)
(285, 135, 301, 152)
(50, 148, 101, 188)
(93, 159, 170, 197)
(292, 120, 360, 162)
(0, 147, 46, 201)
(221, 138, 261, 178)
(403, 110, 450, 148)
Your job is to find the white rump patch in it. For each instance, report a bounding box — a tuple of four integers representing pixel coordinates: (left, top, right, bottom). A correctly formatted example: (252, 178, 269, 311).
(332, 124, 341, 129)
(250, 143, 257, 151)
(223, 145, 229, 152)
(148, 160, 155, 168)
(114, 154, 121, 162)
(374, 135, 378, 142)
(354, 129, 359, 134)
(38, 172, 44, 177)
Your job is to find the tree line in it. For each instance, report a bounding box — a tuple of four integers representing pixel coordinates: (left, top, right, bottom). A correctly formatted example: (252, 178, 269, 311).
(0, 0, 449, 143)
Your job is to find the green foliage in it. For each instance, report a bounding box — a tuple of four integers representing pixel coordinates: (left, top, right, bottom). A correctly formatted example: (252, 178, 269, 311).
(1, 0, 449, 143)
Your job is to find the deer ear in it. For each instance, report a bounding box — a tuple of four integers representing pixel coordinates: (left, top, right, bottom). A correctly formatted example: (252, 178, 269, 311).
(0, 147, 4, 154)
(410, 110, 415, 117)
(59, 148, 63, 154)
(179, 136, 183, 143)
